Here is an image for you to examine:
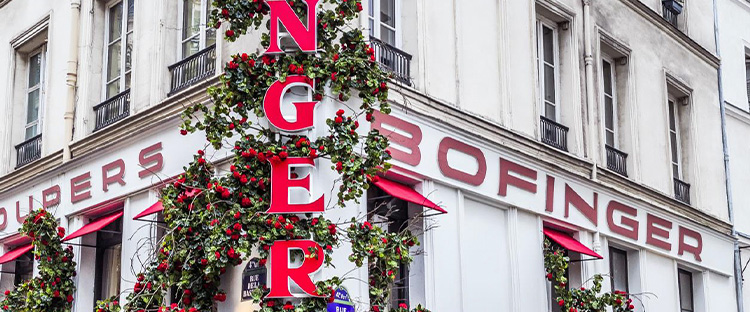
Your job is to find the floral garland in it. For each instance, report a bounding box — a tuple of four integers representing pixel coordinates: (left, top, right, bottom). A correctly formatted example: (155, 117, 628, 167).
(0, 209, 77, 312)
(90, 1, 432, 312)
(544, 239, 635, 312)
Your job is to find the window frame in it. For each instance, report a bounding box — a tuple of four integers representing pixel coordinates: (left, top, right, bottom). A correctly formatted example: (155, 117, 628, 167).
(536, 17, 561, 123)
(608, 246, 629, 294)
(368, 0, 402, 48)
(24, 46, 45, 141)
(601, 56, 618, 148)
(102, 0, 134, 100)
(178, 0, 214, 59)
(667, 96, 682, 180)
(12, 250, 34, 287)
(677, 268, 694, 312)
(745, 55, 750, 107)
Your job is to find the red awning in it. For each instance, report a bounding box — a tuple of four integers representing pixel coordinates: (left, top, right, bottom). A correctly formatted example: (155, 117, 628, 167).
(0, 244, 33, 265)
(543, 228, 603, 259)
(64, 211, 124, 241)
(374, 179, 447, 214)
(133, 202, 164, 220)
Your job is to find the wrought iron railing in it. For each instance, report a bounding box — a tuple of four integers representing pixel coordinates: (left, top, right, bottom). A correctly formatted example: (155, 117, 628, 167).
(15, 134, 42, 168)
(674, 178, 690, 205)
(540, 116, 568, 151)
(168, 44, 216, 95)
(662, 2, 679, 27)
(605, 145, 628, 177)
(370, 37, 412, 86)
(94, 89, 130, 131)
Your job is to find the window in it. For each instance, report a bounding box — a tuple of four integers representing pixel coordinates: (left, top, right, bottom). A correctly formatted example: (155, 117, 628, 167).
(181, 0, 215, 58)
(13, 250, 33, 287)
(678, 268, 694, 312)
(667, 98, 682, 180)
(24, 48, 44, 140)
(745, 56, 750, 107)
(609, 247, 629, 293)
(368, 0, 399, 47)
(536, 19, 559, 122)
(602, 58, 617, 147)
(94, 218, 122, 302)
(104, 0, 134, 99)
(368, 186, 412, 309)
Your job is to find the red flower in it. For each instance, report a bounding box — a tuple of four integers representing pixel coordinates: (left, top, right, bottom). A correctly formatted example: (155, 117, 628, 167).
(221, 8, 229, 17)
(180, 129, 188, 135)
(335, 116, 343, 123)
(226, 29, 235, 37)
(67, 294, 74, 303)
(336, 109, 345, 116)
(399, 303, 408, 309)
(335, 161, 343, 172)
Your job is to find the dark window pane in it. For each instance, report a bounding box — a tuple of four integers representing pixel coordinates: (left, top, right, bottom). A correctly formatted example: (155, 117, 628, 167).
(544, 64, 555, 103)
(678, 269, 694, 311)
(108, 3, 123, 43)
(609, 248, 629, 293)
(668, 101, 677, 131)
(380, 0, 395, 27)
(606, 130, 615, 147)
(545, 103, 556, 121)
(542, 26, 554, 64)
(28, 53, 42, 87)
(605, 98, 614, 130)
(603, 60, 613, 96)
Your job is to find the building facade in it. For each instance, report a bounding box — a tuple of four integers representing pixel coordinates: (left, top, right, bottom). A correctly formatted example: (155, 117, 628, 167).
(0, 0, 744, 311)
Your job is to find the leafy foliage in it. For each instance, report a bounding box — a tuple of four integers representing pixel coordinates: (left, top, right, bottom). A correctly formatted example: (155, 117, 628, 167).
(0, 209, 77, 312)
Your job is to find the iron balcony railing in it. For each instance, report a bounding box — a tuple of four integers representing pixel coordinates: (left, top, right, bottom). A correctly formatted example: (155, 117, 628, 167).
(168, 44, 216, 95)
(540, 116, 568, 152)
(662, 2, 679, 27)
(674, 178, 691, 205)
(605, 145, 628, 177)
(370, 37, 412, 86)
(15, 134, 42, 168)
(94, 89, 130, 131)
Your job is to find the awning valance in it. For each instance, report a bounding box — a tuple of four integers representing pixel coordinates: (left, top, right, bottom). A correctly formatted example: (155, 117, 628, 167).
(0, 244, 33, 265)
(543, 228, 603, 259)
(133, 202, 164, 220)
(64, 211, 124, 241)
(374, 179, 447, 214)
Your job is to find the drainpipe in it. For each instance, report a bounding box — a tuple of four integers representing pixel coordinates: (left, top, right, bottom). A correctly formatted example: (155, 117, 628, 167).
(63, 0, 81, 162)
(710, 0, 743, 311)
(582, 0, 597, 181)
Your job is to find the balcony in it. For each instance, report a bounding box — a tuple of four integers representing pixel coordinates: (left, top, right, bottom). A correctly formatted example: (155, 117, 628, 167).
(605, 145, 628, 177)
(540, 116, 568, 151)
(15, 134, 42, 169)
(370, 37, 412, 86)
(661, 0, 681, 28)
(94, 89, 130, 132)
(674, 178, 690, 205)
(168, 44, 216, 95)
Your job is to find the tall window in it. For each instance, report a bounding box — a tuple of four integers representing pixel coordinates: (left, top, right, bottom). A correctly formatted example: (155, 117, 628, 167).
(609, 247, 629, 293)
(104, 0, 134, 99)
(95, 219, 122, 302)
(668, 98, 682, 179)
(181, 0, 215, 58)
(13, 250, 33, 287)
(368, 0, 398, 47)
(24, 48, 44, 140)
(745, 56, 750, 106)
(536, 20, 559, 122)
(602, 58, 617, 147)
(678, 268, 694, 312)
(368, 186, 411, 309)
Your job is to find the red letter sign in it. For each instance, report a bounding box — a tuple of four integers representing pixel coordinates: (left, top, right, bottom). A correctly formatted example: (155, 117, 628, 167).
(266, 0, 319, 54)
(268, 157, 324, 213)
(267, 240, 324, 298)
(263, 76, 318, 131)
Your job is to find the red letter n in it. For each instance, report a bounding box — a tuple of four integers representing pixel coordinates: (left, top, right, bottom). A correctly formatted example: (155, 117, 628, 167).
(265, 0, 320, 54)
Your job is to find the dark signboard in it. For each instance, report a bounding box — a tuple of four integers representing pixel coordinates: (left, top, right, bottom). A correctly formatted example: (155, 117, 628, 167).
(241, 258, 267, 301)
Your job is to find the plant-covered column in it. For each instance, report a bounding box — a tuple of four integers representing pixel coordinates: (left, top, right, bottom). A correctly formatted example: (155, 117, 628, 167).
(0, 209, 77, 312)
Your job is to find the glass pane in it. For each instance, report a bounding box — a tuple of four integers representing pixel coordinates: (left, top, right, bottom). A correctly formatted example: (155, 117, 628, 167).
(673, 164, 680, 178)
(542, 25, 554, 64)
(182, 36, 200, 58)
(606, 130, 615, 147)
(369, 18, 375, 37)
(369, 0, 374, 18)
(107, 80, 121, 98)
(678, 271, 693, 310)
(126, 0, 134, 32)
(107, 40, 122, 82)
(125, 34, 133, 72)
(101, 245, 122, 299)
(605, 97, 614, 130)
(610, 249, 628, 292)
(603, 60, 613, 95)
(25, 125, 38, 140)
(26, 89, 40, 123)
(668, 101, 677, 131)
(380, 0, 395, 27)
(380, 26, 396, 46)
(28, 53, 41, 87)
(670, 132, 679, 162)
(183, 0, 201, 41)
(108, 3, 123, 43)
(545, 103, 556, 121)
(544, 64, 555, 103)
(125, 72, 131, 90)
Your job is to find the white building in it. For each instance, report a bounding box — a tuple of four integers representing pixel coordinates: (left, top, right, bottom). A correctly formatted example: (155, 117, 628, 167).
(0, 0, 742, 311)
